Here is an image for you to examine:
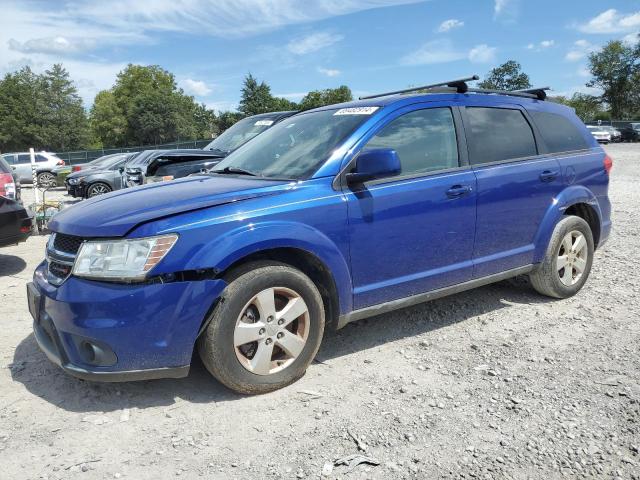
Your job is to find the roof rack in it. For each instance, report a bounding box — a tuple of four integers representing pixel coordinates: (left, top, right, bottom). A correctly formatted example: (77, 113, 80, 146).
(359, 75, 479, 100)
(511, 87, 550, 100)
(359, 76, 549, 101)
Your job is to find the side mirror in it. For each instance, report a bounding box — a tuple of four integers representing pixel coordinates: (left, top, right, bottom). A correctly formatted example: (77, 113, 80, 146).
(346, 148, 401, 184)
(118, 166, 125, 174)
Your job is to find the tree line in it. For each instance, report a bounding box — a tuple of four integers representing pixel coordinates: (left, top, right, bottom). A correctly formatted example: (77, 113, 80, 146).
(0, 34, 637, 153)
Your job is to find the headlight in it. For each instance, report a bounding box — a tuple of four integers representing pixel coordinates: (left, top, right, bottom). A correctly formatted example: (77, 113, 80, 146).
(68, 177, 82, 185)
(72, 234, 178, 280)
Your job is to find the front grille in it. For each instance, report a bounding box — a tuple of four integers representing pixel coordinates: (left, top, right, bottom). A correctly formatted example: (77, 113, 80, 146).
(53, 233, 84, 255)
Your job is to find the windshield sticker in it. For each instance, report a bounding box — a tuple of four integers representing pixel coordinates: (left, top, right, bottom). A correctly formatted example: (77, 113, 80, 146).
(333, 107, 379, 116)
(254, 120, 274, 126)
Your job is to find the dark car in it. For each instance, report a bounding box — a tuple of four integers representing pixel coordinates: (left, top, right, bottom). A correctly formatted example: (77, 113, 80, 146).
(66, 153, 137, 198)
(126, 111, 298, 187)
(0, 179, 32, 247)
(620, 126, 640, 142)
(55, 153, 129, 187)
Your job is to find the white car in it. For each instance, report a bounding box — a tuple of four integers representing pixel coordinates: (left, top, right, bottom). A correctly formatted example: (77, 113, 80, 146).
(586, 126, 611, 144)
(0, 151, 65, 186)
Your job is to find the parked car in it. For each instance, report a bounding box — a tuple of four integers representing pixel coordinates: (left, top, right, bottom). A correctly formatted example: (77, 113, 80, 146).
(0, 156, 18, 201)
(66, 153, 137, 198)
(202, 111, 297, 155)
(620, 126, 640, 142)
(28, 80, 611, 394)
(0, 195, 32, 247)
(126, 111, 298, 187)
(124, 149, 224, 187)
(54, 153, 127, 187)
(0, 151, 65, 186)
(586, 125, 611, 143)
(599, 125, 621, 142)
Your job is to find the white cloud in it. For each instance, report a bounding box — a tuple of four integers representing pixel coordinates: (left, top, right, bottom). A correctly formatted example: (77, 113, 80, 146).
(287, 31, 343, 55)
(401, 41, 496, 66)
(317, 67, 341, 77)
(400, 40, 465, 65)
(182, 79, 212, 96)
(576, 67, 590, 78)
(623, 32, 639, 45)
(437, 19, 464, 33)
(494, 0, 519, 22)
(468, 44, 497, 63)
(8, 36, 99, 55)
(578, 9, 640, 34)
(527, 40, 555, 51)
(565, 39, 595, 62)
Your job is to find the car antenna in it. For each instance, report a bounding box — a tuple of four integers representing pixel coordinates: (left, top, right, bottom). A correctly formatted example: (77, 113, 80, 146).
(359, 75, 480, 100)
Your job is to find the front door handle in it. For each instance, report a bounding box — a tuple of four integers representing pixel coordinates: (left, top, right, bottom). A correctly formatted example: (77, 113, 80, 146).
(539, 170, 559, 182)
(446, 185, 472, 198)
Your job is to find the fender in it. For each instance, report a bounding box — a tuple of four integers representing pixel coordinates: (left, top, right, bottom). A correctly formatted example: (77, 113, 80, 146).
(182, 220, 354, 315)
(532, 185, 602, 262)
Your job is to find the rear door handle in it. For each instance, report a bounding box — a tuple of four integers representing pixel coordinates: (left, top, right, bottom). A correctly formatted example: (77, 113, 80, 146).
(446, 184, 472, 198)
(539, 170, 559, 182)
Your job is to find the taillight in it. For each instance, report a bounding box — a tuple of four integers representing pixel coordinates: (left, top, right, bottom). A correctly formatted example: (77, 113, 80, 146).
(57, 160, 65, 166)
(72, 166, 82, 172)
(0, 173, 15, 198)
(604, 155, 613, 175)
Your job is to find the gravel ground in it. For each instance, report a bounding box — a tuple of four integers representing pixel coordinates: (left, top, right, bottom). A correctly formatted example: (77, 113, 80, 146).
(1, 144, 639, 480)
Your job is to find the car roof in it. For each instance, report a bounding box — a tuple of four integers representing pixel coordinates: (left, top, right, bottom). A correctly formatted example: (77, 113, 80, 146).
(247, 111, 298, 121)
(307, 91, 575, 116)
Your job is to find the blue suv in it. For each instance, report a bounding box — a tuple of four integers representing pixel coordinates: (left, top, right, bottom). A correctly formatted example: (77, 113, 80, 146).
(27, 77, 612, 394)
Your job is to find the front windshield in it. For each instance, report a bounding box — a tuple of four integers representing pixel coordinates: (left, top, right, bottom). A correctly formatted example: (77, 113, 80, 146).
(204, 116, 277, 153)
(211, 109, 369, 179)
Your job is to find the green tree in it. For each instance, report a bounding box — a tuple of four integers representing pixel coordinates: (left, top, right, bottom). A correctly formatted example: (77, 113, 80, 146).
(215, 111, 245, 132)
(478, 60, 532, 90)
(588, 38, 640, 118)
(238, 73, 298, 115)
(0, 64, 89, 152)
(90, 64, 217, 146)
(299, 86, 353, 110)
(89, 90, 127, 148)
(41, 64, 89, 151)
(549, 93, 608, 122)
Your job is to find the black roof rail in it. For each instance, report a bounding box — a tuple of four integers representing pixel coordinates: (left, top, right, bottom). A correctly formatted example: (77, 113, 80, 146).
(511, 87, 550, 100)
(466, 87, 540, 99)
(359, 75, 479, 100)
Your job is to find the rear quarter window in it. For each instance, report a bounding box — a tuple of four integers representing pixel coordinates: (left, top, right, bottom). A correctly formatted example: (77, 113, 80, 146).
(530, 111, 589, 153)
(0, 158, 11, 174)
(465, 107, 537, 165)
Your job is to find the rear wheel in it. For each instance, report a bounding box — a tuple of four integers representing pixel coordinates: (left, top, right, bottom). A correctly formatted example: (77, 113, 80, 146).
(529, 215, 594, 299)
(197, 262, 325, 394)
(86, 182, 112, 198)
(36, 172, 56, 187)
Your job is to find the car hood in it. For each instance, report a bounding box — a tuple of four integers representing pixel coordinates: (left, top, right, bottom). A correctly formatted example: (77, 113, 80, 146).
(49, 175, 289, 237)
(67, 167, 110, 179)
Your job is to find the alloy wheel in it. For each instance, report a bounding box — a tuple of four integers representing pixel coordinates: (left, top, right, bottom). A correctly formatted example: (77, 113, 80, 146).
(234, 287, 310, 375)
(556, 230, 588, 286)
(88, 184, 110, 197)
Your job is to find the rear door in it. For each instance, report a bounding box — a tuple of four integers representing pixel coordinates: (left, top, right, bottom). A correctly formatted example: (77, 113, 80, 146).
(14, 154, 33, 181)
(344, 103, 477, 309)
(461, 104, 563, 278)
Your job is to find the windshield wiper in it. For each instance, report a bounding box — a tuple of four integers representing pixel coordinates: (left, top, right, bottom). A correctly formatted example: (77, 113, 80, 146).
(210, 166, 258, 176)
(207, 148, 229, 156)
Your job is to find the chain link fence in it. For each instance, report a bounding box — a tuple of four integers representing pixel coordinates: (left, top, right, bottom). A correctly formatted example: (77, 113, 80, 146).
(55, 139, 212, 164)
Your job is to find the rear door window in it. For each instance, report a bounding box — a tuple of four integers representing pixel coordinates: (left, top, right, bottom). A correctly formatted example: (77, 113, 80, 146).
(465, 107, 537, 165)
(363, 107, 459, 176)
(530, 111, 589, 153)
(17, 154, 31, 164)
(2, 154, 16, 165)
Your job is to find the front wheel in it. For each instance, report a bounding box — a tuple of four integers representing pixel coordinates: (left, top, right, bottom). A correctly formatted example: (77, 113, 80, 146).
(198, 262, 325, 394)
(36, 172, 56, 187)
(529, 215, 594, 299)
(86, 182, 112, 198)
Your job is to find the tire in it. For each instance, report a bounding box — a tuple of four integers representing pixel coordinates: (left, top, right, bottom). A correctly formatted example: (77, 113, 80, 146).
(529, 215, 594, 299)
(197, 262, 325, 394)
(36, 172, 56, 187)
(86, 182, 112, 198)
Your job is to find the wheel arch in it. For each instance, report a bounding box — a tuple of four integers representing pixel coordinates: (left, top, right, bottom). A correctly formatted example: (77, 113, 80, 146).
(182, 221, 354, 325)
(533, 185, 603, 262)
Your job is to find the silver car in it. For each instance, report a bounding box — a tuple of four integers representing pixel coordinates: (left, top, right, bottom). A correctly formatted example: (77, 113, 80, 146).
(0, 151, 65, 186)
(586, 126, 611, 144)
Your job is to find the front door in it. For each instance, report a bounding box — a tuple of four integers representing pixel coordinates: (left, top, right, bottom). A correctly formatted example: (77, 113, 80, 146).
(344, 105, 477, 310)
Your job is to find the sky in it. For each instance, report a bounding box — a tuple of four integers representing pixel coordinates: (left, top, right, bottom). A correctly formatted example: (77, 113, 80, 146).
(0, 0, 638, 112)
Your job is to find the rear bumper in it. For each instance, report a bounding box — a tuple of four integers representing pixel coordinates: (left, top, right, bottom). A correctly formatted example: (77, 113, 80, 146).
(29, 263, 227, 381)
